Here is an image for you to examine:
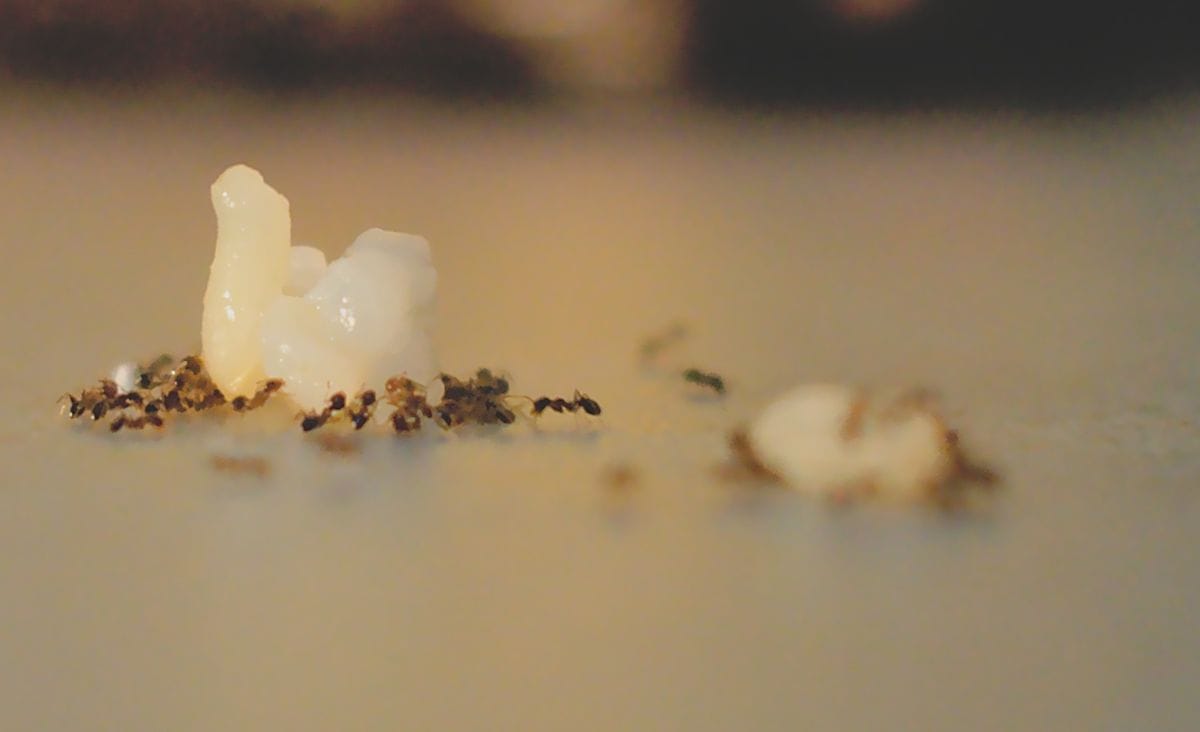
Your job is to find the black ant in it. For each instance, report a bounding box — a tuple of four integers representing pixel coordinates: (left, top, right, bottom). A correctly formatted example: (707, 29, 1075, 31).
(300, 412, 327, 432)
(90, 401, 108, 421)
(683, 368, 726, 395)
(298, 390, 350, 432)
(391, 409, 421, 433)
(347, 388, 377, 430)
(529, 390, 602, 417)
(59, 393, 86, 419)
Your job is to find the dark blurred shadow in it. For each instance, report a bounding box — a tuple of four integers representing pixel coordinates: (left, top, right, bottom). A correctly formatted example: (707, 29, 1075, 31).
(1, 0, 1198, 108)
(689, 0, 1200, 109)
(0, 0, 534, 98)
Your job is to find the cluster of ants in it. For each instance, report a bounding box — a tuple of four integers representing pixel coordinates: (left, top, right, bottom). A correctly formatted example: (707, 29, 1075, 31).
(61, 357, 601, 436)
(59, 354, 283, 432)
(298, 367, 601, 435)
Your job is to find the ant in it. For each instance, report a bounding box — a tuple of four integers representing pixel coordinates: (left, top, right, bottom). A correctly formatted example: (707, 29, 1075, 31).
(434, 369, 517, 428)
(230, 378, 284, 412)
(60, 379, 121, 420)
(472, 368, 510, 397)
(683, 368, 726, 395)
(162, 389, 184, 413)
(136, 354, 175, 389)
(385, 376, 432, 433)
(300, 412, 327, 432)
(529, 390, 602, 417)
(112, 391, 144, 409)
(180, 355, 204, 375)
(63, 352, 288, 435)
(165, 358, 225, 411)
(391, 409, 421, 433)
(298, 390, 349, 432)
(347, 388, 377, 430)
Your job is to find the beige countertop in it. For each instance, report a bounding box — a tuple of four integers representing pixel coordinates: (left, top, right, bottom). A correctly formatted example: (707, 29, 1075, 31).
(1, 90, 1197, 730)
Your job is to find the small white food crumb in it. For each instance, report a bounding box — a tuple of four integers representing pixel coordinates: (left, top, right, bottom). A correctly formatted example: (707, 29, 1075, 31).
(738, 384, 992, 504)
(201, 164, 438, 408)
(110, 362, 138, 393)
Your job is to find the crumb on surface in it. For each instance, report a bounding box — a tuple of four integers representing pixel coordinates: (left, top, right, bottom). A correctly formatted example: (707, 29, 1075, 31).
(726, 428, 782, 482)
(209, 454, 271, 478)
(601, 462, 639, 492)
(732, 384, 1000, 508)
(313, 433, 361, 456)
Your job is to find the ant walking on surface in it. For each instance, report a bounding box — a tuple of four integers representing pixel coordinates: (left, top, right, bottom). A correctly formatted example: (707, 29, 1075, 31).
(528, 390, 602, 417)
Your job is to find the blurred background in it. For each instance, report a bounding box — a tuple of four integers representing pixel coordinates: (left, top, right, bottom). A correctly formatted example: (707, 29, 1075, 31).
(1, 0, 1198, 104)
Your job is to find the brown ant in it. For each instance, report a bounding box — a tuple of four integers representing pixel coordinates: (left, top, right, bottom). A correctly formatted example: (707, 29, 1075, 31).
(162, 389, 184, 413)
(472, 368, 510, 397)
(385, 376, 433, 433)
(136, 354, 175, 389)
(230, 378, 284, 412)
(116, 391, 144, 409)
(60, 379, 120, 420)
(98, 379, 119, 400)
(63, 353, 288, 435)
(180, 356, 204, 375)
(196, 388, 227, 411)
(433, 369, 518, 429)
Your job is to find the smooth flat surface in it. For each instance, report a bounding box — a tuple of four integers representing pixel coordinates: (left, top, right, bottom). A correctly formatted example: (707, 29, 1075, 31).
(1, 91, 1198, 730)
